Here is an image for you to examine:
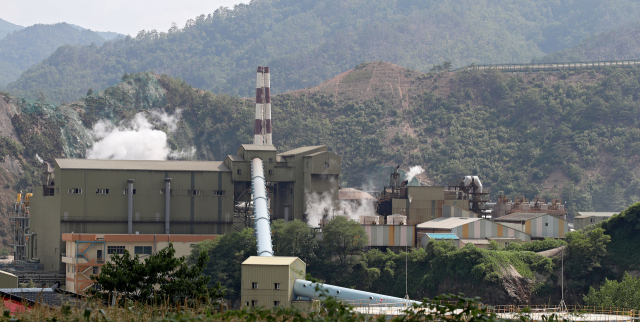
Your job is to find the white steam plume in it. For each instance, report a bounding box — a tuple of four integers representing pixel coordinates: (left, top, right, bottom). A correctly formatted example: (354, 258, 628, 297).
(305, 188, 376, 227)
(87, 109, 195, 160)
(35, 154, 44, 164)
(405, 165, 425, 183)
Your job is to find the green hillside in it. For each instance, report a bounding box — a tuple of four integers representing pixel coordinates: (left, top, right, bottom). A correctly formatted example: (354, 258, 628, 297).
(3, 62, 640, 218)
(8, 0, 640, 104)
(535, 21, 640, 63)
(0, 18, 23, 39)
(0, 23, 107, 87)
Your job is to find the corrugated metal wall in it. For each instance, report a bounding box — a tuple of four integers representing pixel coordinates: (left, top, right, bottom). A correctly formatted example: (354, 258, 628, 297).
(363, 225, 415, 247)
(525, 215, 568, 238)
(442, 205, 475, 218)
(451, 220, 530, 241)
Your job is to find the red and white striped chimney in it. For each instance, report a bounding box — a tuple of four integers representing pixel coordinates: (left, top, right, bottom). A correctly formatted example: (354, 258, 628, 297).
(254, 66, 264, 145)
(263, 67, 272, 145)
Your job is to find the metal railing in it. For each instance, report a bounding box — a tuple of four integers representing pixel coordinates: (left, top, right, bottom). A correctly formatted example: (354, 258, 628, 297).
(455, 59, 640, 73)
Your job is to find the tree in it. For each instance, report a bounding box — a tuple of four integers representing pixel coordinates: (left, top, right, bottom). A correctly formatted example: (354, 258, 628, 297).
(321, 216, 368, 266)
(565, 227, 611, 285)
(584, 273, 640, 309)
(195, 228, 256, 303)
(272, 219, 319, 263)
(89, 243, 222, 303)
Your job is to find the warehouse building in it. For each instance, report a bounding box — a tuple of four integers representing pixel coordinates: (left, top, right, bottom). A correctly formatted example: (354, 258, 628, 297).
(28, 144, 341, 272)
(62, 233, 217, 293)
(573, 212, 617, 230)
(241, 256, 308, 309)
(416, 217, 531, 246)
(380, 186, 470, 224)
(494, 213, 568, 239)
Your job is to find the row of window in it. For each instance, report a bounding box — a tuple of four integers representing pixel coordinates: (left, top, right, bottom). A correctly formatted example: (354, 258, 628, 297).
(107, 245, 152, 255)
(251, 282, 280, 290)
(68, 188, 225, 196)
(245, 300, 280, 307)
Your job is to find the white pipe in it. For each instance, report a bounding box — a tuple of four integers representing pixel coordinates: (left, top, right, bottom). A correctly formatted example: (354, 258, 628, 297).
(252, 158, 273, 256)
(293, 280, 419, 306)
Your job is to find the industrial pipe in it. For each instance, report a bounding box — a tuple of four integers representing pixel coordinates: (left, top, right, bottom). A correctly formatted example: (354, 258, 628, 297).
(252, 158, 273, 256)
(127, 179, 134, 234)
(292, 280, 419, 306)
(164, 178, 171, 234)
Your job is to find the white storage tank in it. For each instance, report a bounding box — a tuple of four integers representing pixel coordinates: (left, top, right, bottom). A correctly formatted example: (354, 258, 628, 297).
(359, 215, 380, 225)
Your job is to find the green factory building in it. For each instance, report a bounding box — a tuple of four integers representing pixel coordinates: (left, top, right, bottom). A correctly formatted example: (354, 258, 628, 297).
(28, 144, 340, 271)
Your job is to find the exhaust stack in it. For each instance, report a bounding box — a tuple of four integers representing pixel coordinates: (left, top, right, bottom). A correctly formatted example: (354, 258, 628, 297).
(254, 67, 264, 145)
(264, 67, 272, 145)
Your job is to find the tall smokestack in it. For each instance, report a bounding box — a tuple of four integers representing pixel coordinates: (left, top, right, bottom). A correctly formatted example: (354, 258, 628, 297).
(254, 67, 264, 145)
(264, 67, 272, 145)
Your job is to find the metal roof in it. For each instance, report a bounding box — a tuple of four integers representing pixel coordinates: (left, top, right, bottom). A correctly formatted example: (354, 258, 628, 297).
(416, 217, 482, 229)
(278, 146, 326, 156)
(0, 288, 84, 307)
(242, 256, 304, 266)
(575, 212, 617, 218)
(240, 144, 277, 151)
(56, 159, 230, 172)
(226, 155, 246, 162)
(494, 213, 547, 222)
(460, 239, 491, 245)
(339, 188, 375, 200)
(425, 233, 459, 240)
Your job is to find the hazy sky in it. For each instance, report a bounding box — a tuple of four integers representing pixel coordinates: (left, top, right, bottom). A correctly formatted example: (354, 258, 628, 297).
(1, 0, 248, 35)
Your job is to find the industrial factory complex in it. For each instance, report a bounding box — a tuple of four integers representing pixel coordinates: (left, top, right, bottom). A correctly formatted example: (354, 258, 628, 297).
(2, 66, 615, 312)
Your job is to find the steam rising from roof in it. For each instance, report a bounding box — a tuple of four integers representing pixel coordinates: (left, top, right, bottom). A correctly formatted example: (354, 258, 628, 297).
(405, 165, 424, 183)
(86, 109, 195, 160)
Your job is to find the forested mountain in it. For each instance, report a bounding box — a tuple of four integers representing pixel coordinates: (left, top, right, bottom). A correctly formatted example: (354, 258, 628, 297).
(0, 23, 107, 87)
(68, 24, 126, 41)
(0, 18, 23, 39)
(535, 22, 640, 63)
(2, 63, 640, 227)
(8, 0, 640, 104)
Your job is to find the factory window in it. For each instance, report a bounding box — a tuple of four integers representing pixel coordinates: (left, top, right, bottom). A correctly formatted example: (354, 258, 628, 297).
(107, 246, 125, 255)
(306, 162, 309, 168)
(188, 190, 201, 196)
(134, 246, 152, 255)
(324, 162, 330, 168)
(95, 189, 109, 194)
(269, 158, 273, 163)
(237, 169, 242, 175)
(274, 283, 281, 290)
(590, 218, 595, 223)
(251, 282, 258, 289)
(93, 266, 99, 275)
(273, 301, 280, 306)
(245, 302, 249, 306)
(213, 190, 226, 196)
(122, 189, 137, 195)
(251, 300, 258, 307)
(68, 188, 82, 194)
(545, 223, 549, 227)
(160, 189, 173, 195)
(268, 170, 273, 175)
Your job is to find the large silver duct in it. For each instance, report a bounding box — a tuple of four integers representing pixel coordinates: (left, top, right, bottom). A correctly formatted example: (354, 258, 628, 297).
(251, 158, 273, 256)
(164, 178, 171, 234)
(127, 179, 134, 234)
(293, 280, 418, 306)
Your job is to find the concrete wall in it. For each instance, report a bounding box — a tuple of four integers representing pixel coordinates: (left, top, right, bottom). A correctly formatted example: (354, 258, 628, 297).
(574, 216, 610, 230)
(0, 271, 18, 288)
(442, 205, 475, 218)
(241, 258, 306, 308)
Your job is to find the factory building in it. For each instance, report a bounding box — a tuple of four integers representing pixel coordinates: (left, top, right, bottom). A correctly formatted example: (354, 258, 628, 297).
(493, 213, 569, 239)
(492, 192, 567, 220)
(28, 145, 340, 272)
(573, 212, 617, 230)
(62, 233, 217, 293)
(241, 256, 307, 309)
(362, 224, 415, 248)
(416, 217, 531, 247)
